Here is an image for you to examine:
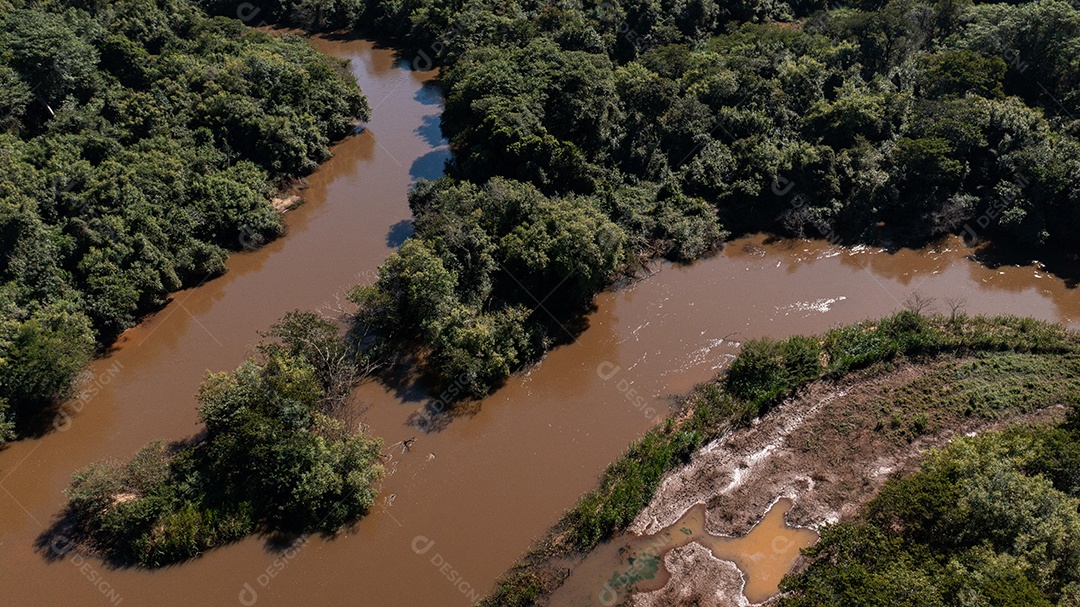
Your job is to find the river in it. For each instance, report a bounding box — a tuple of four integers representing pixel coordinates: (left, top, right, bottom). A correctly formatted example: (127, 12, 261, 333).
(1, 35, 1078, 606)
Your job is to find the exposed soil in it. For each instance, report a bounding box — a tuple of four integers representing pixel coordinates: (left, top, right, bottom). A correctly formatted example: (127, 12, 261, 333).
(640, 543, 747, 607)
(624, 360, 1066, 607)
(271, 194, 302, 212)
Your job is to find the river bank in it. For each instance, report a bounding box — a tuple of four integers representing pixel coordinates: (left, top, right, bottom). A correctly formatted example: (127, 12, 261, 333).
(487, 313, 1080, 606)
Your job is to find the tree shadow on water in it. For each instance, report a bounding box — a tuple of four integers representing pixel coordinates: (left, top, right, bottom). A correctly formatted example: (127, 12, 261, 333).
(35, 511, 85, 565)
(416, 80, 444, 106)
(386, 219, 413, 247)
(35, 509, 155, 571)
(403, 398, 485, 434)
(972, 240, 1080, 288)
(10, 399, 66, 440)
(410, 150, 450, 182)
(415, 113, 445, 148)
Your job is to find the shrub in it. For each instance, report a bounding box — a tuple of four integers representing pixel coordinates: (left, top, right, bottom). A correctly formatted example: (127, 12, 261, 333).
(725, 335, 822, 410)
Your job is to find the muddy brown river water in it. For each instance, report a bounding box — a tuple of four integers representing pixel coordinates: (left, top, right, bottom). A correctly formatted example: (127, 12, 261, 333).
(2, 36, 1080, 607)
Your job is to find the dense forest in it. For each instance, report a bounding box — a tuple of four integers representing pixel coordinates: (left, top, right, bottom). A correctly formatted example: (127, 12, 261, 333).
(200, 0, 1080, 399)
(0, 0, 368, 442)
(5, 0, 1078, 433)
(781, 417, 1080, 607)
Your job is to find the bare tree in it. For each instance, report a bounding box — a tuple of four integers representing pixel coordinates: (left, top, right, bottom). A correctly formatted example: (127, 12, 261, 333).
(943, 296, 967, 320)
(259, 310, 389, 416)
(902, 291, 936, 316)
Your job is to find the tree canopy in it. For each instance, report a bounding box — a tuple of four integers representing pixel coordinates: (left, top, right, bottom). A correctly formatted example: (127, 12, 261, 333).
(0, 0, 368, 441)
(289, 0, 1080, 398)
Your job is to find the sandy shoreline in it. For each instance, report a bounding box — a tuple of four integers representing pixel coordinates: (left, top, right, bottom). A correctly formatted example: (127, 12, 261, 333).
(622, 361, 1066, 606)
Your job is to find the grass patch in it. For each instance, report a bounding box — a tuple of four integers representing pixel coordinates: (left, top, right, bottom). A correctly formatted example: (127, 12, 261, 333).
(872, 353, 1080, 441)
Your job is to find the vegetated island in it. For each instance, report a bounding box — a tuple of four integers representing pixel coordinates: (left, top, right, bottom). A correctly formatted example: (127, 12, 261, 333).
(482, 311, 1080, 606)
(0, 0, 368, 444)
(40, 311, 384, 567)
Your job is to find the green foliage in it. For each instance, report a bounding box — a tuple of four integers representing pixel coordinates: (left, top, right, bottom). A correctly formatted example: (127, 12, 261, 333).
(0, 314, 93, 411)
(304, 0, 1080, 398)
(725, 335, 822, 411)
(880, 353, 1080, 430)
(62, 312, 383, 566)
(0, 9, 101, 116)
(562, 428, 702, 551)
(353, 177, 625, 397)
(0, 1, 367, 443)
(918, 50, 1007, 99)
(0, 297, 94, 433)
(782, 423, 1080, 607)
(197, 357, 382, 531)
(0, 399, 12, 442)
(259, 309, 369, 404)
(482, 313, 1080, 606)
(823, 311, 941, 372)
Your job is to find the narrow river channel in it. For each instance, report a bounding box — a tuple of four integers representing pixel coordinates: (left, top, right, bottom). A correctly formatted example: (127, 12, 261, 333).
(1, 35, 1078, 607)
